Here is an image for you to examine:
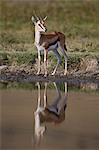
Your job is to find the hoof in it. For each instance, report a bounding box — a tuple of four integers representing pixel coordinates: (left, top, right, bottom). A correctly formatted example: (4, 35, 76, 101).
(64, 71, 68, 76)
(64, 73, 67, 76)
(51, 72, 55, 76)
(44, 74, 47, 77)
(37, 72, 40, 75)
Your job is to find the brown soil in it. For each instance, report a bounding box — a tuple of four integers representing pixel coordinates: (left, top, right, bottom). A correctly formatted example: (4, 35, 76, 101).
(0, 57, 99, 83)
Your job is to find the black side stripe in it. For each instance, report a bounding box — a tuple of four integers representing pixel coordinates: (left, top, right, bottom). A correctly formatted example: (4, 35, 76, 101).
(49, 38, 59, 46)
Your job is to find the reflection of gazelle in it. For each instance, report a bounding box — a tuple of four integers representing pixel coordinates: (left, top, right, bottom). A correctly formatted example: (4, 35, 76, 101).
(31, 15, 67, 76)
(34, 82, 68, 144)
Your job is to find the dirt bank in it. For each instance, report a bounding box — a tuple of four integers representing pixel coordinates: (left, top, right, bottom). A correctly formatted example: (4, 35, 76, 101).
(0, 57, 99, 84)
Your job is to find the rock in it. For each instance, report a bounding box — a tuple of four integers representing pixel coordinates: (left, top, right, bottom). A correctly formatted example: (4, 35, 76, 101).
(0, 65, 8, 74)
(80, 57, 99, 72)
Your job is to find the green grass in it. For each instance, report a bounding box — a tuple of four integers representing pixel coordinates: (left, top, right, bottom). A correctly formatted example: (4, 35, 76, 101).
(0, 51, 37, 65)
(0, 50, 99, 66)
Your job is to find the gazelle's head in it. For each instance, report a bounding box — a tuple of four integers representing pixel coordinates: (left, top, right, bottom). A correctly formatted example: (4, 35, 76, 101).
(31, 15, 47, 32)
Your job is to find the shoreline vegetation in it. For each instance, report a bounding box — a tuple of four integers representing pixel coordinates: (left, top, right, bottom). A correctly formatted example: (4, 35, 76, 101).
(0, 0, 99, 82)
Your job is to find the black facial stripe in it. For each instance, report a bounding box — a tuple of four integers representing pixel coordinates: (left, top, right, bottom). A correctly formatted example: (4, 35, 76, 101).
(39, 24, 44, 30)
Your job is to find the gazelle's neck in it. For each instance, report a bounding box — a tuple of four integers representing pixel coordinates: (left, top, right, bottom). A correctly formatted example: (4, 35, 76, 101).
(35, 29, 41, 45)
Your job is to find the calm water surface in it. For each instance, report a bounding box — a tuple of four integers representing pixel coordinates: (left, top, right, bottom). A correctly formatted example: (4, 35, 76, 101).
(0, 82, 99, 150)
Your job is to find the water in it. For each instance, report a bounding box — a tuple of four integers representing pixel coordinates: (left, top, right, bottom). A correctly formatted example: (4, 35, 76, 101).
(0, 81, 99, 150)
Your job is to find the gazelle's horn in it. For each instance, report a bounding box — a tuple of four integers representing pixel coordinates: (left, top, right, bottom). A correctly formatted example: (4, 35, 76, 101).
(43, 16, 47, 21)
(33, 11, 39, 21)
(38, 11, 43, 21)
(35, 15, 39, 21)
(39, 16, 43, 21)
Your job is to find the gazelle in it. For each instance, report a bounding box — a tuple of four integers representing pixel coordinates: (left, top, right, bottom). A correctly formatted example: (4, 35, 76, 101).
(34, 82, 68, 145)
(31, 15, 68, 76)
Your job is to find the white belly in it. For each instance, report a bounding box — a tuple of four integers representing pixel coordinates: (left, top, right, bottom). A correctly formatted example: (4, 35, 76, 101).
(36, 45, 44, 51)
(48, 42, 58, 51)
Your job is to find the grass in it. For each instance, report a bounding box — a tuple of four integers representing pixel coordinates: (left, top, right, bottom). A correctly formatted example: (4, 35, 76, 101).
(0, 51, 37, 65)
(0, 50, 99, 66)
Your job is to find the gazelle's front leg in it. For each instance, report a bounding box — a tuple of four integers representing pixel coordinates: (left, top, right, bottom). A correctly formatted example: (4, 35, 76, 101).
(44, 49, 48, 77)
(34, 82, 46, 144)
(37, 50, 41, 75)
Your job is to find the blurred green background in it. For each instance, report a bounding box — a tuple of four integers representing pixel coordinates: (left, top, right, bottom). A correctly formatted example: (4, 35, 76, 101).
(0, 0, 99, 64)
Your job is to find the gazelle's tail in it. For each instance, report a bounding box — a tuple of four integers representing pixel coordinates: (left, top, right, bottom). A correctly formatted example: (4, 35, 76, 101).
(64, 44, 67, 51)
(57, 32, 67, 51)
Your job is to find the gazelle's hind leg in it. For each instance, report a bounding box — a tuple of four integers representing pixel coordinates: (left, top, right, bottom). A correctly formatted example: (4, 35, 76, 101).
(64, 53, 68, 76)
(46, 82, 61, 114)
(52, 49, 62, 75)
(57, 82, 68, 114)
(60, 45, 68, 75)
(57, 32, 68, 75)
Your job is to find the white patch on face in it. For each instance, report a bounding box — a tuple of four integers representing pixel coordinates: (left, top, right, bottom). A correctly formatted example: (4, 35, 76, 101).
(36, 21, 46, 32)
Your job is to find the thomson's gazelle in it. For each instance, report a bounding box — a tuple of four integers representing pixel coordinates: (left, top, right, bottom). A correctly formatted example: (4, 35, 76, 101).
(31, 15, 68, 76)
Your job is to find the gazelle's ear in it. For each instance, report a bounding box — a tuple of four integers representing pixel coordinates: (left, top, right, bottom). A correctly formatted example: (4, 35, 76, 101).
(31, 16, 37, 25)
(43, 16, 47, 21)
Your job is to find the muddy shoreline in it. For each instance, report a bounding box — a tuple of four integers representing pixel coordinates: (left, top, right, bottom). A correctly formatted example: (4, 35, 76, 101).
(0, 69, 99, 85)
(0, 55, 99, 87)
(0, 65, 99, 91)
(0, 53, 99, 85)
